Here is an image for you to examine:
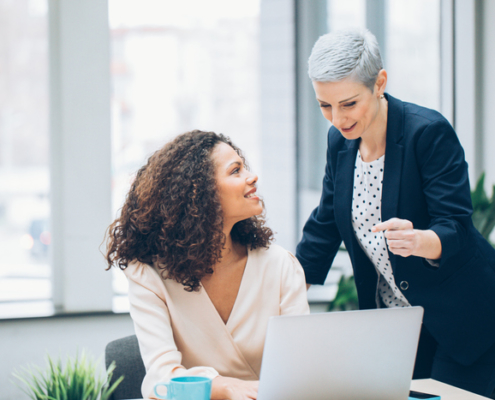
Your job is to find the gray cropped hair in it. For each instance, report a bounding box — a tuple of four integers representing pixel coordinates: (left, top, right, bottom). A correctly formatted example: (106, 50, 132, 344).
(308, 29, 383, 91)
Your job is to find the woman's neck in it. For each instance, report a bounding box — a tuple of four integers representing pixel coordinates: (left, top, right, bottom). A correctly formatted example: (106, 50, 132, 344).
(215, 226, 246, 272)
(359, 96, 388, 162)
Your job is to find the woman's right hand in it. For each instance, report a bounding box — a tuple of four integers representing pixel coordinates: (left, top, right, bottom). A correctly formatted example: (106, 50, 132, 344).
(211, 376, 259, 400)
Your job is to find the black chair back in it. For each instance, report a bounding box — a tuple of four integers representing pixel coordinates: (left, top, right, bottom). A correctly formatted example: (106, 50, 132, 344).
(105, 335, 146, 400)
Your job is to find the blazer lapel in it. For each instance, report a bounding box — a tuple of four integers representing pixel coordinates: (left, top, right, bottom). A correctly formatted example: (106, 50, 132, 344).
(381, 93, 405, 223)
(382, 94, 405, 269)
(334, 139, 359, 253)
(334, 138, 379, 296)
(334, 94, 406, 271)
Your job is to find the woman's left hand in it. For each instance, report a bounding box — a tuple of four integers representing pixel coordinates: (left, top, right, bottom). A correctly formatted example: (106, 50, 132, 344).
(372, 218, 417, 257)
(372, 218, 442, 260)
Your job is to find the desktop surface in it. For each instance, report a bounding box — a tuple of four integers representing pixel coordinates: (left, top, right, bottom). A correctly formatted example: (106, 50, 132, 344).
(411, 379, 491, 400)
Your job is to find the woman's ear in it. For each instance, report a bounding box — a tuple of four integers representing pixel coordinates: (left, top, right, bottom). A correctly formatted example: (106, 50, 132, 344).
(375, 69, 388, 96)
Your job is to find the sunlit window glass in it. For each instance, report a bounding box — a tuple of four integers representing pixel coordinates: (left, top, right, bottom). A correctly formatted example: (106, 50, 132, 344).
(108, 0, 260, 310)
(386, 0, 441, 110)
(297, 0, 366, 212)
(327, 0, 366, 31)
(0, 0, 50, 311)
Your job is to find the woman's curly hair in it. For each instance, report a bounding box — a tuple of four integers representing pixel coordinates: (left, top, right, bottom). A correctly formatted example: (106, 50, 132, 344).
(106, 130, 273, 291)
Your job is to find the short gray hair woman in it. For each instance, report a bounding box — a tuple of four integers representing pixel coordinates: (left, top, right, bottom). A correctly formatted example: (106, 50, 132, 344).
(296, 29, 495, 398)
(308, 29, 383, 91)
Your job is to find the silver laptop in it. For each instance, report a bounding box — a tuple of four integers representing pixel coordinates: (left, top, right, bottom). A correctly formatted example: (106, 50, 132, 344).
(257, 306, 424, 400)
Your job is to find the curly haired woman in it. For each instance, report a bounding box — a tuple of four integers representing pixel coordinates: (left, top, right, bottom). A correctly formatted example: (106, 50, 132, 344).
(106, 130, 309, 400)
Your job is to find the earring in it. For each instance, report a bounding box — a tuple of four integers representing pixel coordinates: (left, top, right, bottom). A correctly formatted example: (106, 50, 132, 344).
(380, 94, 384, 99)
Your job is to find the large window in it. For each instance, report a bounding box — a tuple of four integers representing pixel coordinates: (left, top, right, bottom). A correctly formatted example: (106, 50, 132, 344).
(109, 0, 261, 307)
(0, 0, 445, 316)
(0, 0, 50, 312)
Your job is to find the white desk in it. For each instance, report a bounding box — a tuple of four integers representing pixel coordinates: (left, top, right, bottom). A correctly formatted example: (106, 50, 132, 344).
(411, 379, 491, 399)
(141, 378, 491, 400)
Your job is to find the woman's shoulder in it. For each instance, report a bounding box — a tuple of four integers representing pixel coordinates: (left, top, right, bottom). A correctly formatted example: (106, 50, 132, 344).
(249, 243, 302, 272)
(123, 260, 152, 275)
(123, 261, 184, 303)
(123, 261, 164, 288)
(392, 95, 452, 130)
(388, 95, 456, 148)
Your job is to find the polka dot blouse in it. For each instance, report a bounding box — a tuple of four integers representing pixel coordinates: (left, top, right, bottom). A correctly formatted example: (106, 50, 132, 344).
(351, 151, 411, 308)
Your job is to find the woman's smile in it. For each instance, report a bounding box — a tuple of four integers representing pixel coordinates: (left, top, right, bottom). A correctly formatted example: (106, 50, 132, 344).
(244, 187, 259, 200)
(212, 142, 263, 226)
(341, 122, 357, 134)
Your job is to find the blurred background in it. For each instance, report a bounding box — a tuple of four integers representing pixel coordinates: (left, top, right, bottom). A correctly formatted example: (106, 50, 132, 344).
(1, 0, 494, 398)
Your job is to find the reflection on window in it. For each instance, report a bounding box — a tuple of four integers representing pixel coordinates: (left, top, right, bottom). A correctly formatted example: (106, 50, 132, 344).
(108, 0, 260, 304)
(386, 0, 440, 110)
(0, 0, 50, 306)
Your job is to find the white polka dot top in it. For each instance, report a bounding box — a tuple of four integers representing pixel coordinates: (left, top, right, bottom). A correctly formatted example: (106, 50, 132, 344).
(351, 151, 411, 308)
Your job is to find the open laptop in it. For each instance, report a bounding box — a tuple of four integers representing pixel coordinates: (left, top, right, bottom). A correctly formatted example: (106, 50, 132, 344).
(257, 306, 424, 400)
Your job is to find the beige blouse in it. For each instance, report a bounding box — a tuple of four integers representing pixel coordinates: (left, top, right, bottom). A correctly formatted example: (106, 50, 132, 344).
(124, 243, 310, 399)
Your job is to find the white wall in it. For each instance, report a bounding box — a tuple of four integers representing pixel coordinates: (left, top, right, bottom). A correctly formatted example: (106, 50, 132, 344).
(49, 0, 113, 313)
(0, 313, 135, 400)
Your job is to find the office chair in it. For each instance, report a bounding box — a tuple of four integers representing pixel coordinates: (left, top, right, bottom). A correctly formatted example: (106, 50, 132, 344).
(105, 335, 146, 400)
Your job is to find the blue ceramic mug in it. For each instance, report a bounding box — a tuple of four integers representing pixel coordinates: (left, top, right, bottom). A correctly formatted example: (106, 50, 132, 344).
(154, 376, 212, 400)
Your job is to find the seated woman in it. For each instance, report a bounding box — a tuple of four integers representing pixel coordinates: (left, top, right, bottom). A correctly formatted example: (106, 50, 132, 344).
(106, 130, 309, 400)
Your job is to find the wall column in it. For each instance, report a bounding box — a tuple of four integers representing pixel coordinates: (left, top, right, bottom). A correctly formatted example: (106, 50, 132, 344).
(49, 0, 113, 312)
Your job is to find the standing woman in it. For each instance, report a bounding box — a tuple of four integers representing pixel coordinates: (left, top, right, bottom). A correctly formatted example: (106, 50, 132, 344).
(296, 29, 495, 397)
(107, 130, 309, 400)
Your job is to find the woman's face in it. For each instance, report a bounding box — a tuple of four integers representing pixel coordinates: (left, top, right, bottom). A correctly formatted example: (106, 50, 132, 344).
(312, 71, 387, 141)
(212, 142, 263, 227)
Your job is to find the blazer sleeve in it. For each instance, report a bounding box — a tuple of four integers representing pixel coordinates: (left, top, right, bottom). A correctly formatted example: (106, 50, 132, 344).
(124, 265, 219, 399)
(415, 119, 473, 266)
(296, 134, 343, 284)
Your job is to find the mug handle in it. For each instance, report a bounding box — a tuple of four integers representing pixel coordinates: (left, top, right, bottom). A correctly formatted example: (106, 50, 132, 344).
(154, 382, 170, 399)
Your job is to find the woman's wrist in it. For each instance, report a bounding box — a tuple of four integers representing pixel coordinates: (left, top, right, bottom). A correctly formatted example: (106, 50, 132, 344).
(211, 376, 230, 399)
(211, 376, 241, 400)
(414, 229, 442, 260)
(210, 376, 259, 400)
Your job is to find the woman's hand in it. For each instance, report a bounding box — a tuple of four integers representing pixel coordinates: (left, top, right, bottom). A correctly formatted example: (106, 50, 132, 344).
(372, 218, 442, 260)
(211, 376, 258, 400)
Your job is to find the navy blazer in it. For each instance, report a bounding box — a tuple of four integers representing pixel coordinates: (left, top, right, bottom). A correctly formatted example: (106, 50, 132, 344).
(296, 93, 495, 366)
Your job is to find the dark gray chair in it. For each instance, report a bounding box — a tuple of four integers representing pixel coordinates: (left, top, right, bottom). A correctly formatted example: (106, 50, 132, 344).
(105, 335, 146, 400)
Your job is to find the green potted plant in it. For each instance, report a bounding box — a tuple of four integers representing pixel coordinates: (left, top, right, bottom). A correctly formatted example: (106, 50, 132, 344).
(13, 350, 124, 400)
(327, 275, 359, 312)
(470, 172, 495, 244)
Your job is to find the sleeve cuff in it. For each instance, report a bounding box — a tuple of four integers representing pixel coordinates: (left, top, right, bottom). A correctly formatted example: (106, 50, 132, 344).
(425, 258, 440, 267)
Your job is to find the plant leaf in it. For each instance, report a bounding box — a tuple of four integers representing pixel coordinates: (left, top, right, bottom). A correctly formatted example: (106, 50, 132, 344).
(12, 349, 124, 400)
